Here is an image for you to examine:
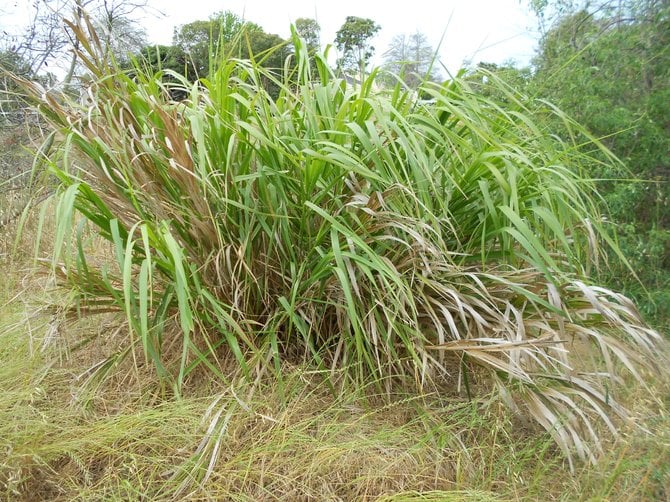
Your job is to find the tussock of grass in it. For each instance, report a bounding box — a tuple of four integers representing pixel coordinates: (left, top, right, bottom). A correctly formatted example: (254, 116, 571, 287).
(7, 15, 670, 493)
(1, 285, 668, 500)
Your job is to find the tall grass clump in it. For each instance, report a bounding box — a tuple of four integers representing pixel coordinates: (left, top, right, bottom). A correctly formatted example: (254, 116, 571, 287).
(18, 18, 668, 465)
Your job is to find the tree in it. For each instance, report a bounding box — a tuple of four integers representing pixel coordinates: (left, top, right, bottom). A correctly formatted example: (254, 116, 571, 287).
(465, 61, 531, 101)
(295, 18, 320, 52)
(134, 44, 188, 100)
(173, 11, 260, 78)
(138, 44, 186, 74)
(529, 0, 670, 321)
(293, 18, 321, 79)
(528, 0, 666, 38)
(382, 31, 440, 89)
(1, 0, 72, 78)
(94, 3, 147, 65)
(1, 0, 148, 87)
(334, 16, 380, 78)
(167, 11, 288, 97)
(240, 30, 290, 98)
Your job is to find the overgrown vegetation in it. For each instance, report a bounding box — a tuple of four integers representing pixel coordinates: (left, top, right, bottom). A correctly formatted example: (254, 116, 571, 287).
(1, 3, 669, 499)
(13, 14, 667, 464)
(472, 0, 670, 327)
(1, 238, 669, 500)
(532, 0, 670, 325)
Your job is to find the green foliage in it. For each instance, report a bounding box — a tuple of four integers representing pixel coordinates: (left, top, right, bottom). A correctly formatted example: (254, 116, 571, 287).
(134, 44, 188, 100)
(530, 1, 670, 324)
(294, 18, 321, 79)
(18, 21, 668, 465)
(137, 44, 185, 73)
(140, 11, 288, 98)
(237, 29, 290, 98)
(172, 10, 259, 78)
(295, 18, 320, 52)
(335, 16, 381, 76)
(0, 50, 32, 79)
(467, 62, 532, 97)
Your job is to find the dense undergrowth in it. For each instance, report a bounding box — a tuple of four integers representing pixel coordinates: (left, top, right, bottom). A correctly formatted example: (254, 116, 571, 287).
(1, 17, 669, 499)
(0, 253, 668, 500)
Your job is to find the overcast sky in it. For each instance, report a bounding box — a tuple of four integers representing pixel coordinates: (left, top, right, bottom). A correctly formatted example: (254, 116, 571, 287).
(143, 0, 540, 73)
(3, 0, 541, 74)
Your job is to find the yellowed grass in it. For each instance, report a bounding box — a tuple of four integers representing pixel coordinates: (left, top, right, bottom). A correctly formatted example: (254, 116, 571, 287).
(1, 246, 668, 501)
(1, 168, 668, 501)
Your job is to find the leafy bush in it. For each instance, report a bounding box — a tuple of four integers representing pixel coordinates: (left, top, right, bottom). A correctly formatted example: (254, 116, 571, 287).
(530, 4, 670, 326)
(18, 20, 667, 466)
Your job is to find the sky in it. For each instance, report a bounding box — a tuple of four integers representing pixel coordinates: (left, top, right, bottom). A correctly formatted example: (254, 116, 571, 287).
(143, 0, 541, 73)
(2, 0, 541, 75)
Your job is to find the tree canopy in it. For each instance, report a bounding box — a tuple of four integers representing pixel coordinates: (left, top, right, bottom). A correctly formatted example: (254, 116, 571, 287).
(335, 16, 381, 77)
(529, 0, 670, 320)
(172, 11, 262, 78)
(137, 11, 288, 96)
(295, 18, 321, 52)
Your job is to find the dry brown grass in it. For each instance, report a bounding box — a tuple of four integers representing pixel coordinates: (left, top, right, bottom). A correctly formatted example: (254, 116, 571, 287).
(1, 243, 668, 500)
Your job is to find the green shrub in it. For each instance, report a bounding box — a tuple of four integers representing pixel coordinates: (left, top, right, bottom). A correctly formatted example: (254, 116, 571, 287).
(18, 20, 668, 467)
